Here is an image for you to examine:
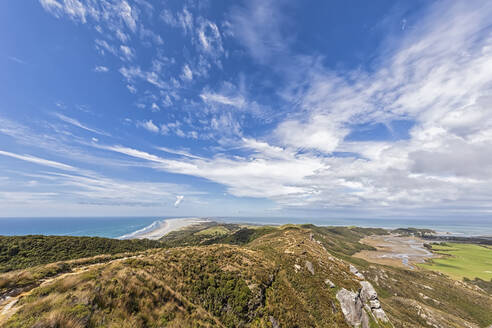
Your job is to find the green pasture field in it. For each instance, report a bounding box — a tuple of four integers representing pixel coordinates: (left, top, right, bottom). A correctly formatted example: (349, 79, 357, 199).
(419, 243, 492, 281)
(194, 226, 230, 236)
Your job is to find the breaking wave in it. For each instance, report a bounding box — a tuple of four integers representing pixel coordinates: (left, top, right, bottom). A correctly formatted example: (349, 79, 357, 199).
(117, 219, 163, 239)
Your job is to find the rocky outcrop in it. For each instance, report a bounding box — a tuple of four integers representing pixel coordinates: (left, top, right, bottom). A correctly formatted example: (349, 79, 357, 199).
(325, 279, 335, 288)
(350, 264, 365, 279)
(305, 261, 315, 275)
(336, 281, 390, 327)
(360, 281, 377, 301)
(360, 281, 389, 322)
(336, 288, 370, 328)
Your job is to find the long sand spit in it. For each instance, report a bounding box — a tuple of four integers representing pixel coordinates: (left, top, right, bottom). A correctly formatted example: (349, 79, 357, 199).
(122, 218, 209, 240)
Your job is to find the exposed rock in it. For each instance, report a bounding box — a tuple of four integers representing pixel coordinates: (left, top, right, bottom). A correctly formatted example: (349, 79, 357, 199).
(360, 281, 389, 322)
(369, 299, 381, 309)
(372, 308, 388, 322)
(325, 279, 335, 288)
(360, 281, 378, 302)
(294, 264, 301, 273)
(349, 264, 365, 279)
(305, 261, 315, 275)
(336, 288, 370, 328)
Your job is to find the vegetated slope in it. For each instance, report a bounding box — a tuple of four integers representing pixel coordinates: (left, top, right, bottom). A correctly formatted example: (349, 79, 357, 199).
(1, 225, 492, 328)
(159, 221, 278, 247)
(0, 235, 162, 272)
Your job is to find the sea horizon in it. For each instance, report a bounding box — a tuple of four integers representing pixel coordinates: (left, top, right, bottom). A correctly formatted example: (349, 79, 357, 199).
(1, 216, 491, 238)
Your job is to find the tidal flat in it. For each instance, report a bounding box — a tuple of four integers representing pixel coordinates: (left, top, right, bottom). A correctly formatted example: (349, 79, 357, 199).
(354, 234, 434, 269)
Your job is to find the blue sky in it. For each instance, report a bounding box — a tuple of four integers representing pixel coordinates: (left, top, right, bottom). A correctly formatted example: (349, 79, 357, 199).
(1, 0, 492, 219)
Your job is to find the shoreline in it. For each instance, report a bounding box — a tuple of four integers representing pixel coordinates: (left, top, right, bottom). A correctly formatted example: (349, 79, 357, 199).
(120, 218, 209, 240)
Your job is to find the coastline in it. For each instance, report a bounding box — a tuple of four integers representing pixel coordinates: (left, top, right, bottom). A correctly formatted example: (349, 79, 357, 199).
(2, 217, 492, 238)
(120, 218, 209, 240)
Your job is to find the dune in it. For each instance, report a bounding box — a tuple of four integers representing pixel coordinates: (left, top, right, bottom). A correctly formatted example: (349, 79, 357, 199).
(131, 218, 209, 240)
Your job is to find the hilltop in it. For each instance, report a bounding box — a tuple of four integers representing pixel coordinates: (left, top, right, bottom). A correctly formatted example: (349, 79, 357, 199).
(1, 223, 491, 327)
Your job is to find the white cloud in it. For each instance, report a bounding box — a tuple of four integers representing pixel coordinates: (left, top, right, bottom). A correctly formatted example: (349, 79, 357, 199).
(95, 39, 117, 56)
(151, 102, 160, 111)
(199, 81, 268, 118)
(200, 92, 245, 108)
(137, 120, 159, 133)
(115, 29, 129, 43)
(54, 113, 109, 136)
(102, 144, 322, 199)
(174, 195, 184, 207)
(126, 84, 137, 93)
(140, 27, 164, 45)
(39, 0, 62, 12)
(157, 146, 204, 160)
(119, 66, 167, 89)
(197, 19, 223, 56)
(241, 138, 292, 160)
(230, 0, 287, 63)
(0, 167, 197, 209)
(100, 0, 492, 215)
(40, 0, 139, 37)
(120, 45, 135, 61)
(162, 94, 173, 107)
(117, 1, 138, 33)
(94, 65, 109, 72)
(161, 8, 193, 35)
(0, 150, 76, 171)
(274, 115, 348, 153)
(39, 0, 87, 23)
(181, 64, 193, 81)
(32, 0, 492, 217)
(210, 113, 242, 136)
(0, 116, 110, 166)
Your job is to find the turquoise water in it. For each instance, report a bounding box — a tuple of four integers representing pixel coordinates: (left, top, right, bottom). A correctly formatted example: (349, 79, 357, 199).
(0, 216, 491, 238)
(0, 217, 161, 238)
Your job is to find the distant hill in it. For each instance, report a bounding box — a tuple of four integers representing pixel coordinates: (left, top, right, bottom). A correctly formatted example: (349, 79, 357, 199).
(1, 224, 491, 327)
(0, 235, 162, 272)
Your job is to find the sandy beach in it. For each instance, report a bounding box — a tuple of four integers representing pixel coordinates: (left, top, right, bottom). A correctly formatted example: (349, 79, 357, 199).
(121, 218, 209, 240)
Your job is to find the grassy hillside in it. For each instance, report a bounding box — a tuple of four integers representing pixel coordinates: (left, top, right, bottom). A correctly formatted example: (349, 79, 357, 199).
(160, 222, 278, 247)
(1, 224, 491, 327)
(0, 235, 162, 272)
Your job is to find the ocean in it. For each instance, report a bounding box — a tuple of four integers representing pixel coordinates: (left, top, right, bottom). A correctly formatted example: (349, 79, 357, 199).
(0, 217, 160, 239)
(0, 216, 491, 238)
